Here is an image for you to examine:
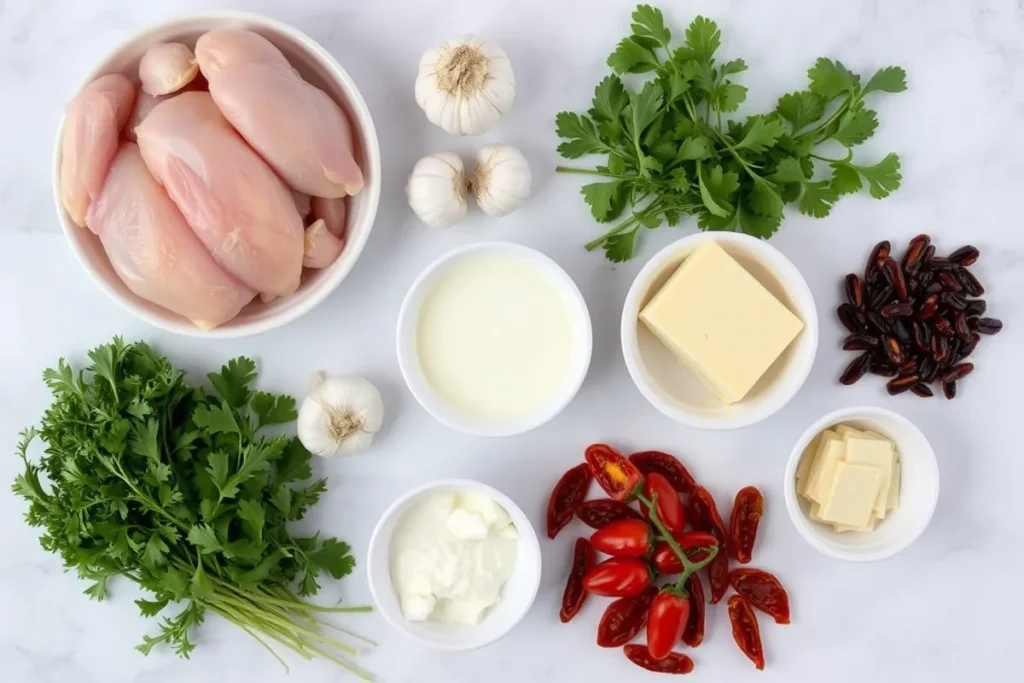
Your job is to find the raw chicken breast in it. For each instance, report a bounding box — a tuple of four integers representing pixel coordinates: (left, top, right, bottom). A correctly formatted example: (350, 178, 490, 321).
(195, 30, 364, 198)
(302, 219, 344, 269)
(86, 143, 255, 329)
(310, 195, 347, 237)
(136, 91, 304, 297)
(60, 74, 136, 227)
(125, 89, 159, 142)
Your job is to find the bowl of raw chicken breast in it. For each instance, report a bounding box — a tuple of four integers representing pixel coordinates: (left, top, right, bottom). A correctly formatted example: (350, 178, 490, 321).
(53, 12, 381, 337)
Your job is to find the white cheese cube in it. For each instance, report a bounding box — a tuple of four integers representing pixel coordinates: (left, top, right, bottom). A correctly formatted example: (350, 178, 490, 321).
(844, 436, 895, 519)
(639, 241, 804, 404)
(819, 462, 882, 528)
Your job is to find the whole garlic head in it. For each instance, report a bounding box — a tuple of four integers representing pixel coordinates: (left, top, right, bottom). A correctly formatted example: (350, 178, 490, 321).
(415, 36, 515, 136)
(407, 152, 468, 227)
(472, 145, 531, 217)
(298, 372, 383, 458)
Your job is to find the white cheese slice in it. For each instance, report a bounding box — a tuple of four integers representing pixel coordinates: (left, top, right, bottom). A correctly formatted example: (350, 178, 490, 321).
(835, 516, 877, 533)
(887, 455, 901, 510)
(798, 429, 836, 490)
(806, 438, 846, 504)
(808, 502, 825, 521)
(843, 436, 895, 519)
(835, 424, 864, 440)
(819, 462, 882, 528)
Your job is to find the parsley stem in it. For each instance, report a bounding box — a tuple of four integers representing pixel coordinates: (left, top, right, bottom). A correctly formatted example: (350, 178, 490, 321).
(554, 166, 635, 180)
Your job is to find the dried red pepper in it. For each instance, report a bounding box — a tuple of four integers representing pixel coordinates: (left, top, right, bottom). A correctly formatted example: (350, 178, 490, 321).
(642, 472, 686, 534)
(728, 595, 765, 670)
(585, 444, 642, 501)
(628, 450, 695, 493)
(560, 538, 594, 623)
(688, 486, 730, 603)
(706, 553, 730, 604)
(591, 519, 651, 558)
(730, 568, 791, 625)
(646, 589, 690, 660)
(546, 463, 591, 539)
(651, 532, 719, 573)
(729, 486, 764, 564)
(576, 498, 641, 529)
(596, 586, 657, 648)
(681, 573, 705, 648)
(623, 645, 694, 674)
(583, 557, 652, 598)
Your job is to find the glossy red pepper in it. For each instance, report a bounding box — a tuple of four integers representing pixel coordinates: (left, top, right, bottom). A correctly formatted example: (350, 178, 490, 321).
(596, 586, 657, 647)
(628, 450, 696, 493)
(546, 463, 591, 539)
(646, 589, 690, 660)
(590, 519, 651, 558)
(585, 444, 642, 502)
(681, 573, 705, 648)
(650, 532, 719, 573)
(728, 594, 765, 670)
(576, 498, 642, 529)
(730, 568, 791, 625)
(642, 472, 686, 534)
(624, 644, 694, 674)
(560, 538, 594, 623)
(729, 486, 764, 564)
(583, 557, 652, 597)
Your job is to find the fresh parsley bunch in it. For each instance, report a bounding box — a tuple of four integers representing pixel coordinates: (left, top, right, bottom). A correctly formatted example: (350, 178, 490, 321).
(13, 338, 372, 676)
(556, 5, 907, 262)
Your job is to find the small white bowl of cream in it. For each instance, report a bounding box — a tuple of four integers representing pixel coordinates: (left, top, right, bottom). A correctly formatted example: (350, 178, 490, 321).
(366, 480, 542, 650)
(397, 242, 592, 436)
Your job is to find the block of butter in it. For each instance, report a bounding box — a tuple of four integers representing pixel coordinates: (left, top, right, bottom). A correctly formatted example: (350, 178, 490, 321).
(639, 241, 805, 404)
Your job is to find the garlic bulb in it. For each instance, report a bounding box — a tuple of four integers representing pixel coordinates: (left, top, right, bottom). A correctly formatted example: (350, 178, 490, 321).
(415, 36, 515, 136)
(139, 42, 199, 96)
(472, 145, 531, 217)
(407, 152, 468, 227)
(298, 372, 383, 457)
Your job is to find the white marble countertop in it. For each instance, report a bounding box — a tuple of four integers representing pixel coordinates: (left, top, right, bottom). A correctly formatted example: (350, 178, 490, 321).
(2, 0, 1023, 681)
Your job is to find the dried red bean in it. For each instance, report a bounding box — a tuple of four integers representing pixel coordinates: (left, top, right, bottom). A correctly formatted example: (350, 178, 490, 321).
(926, 281, 944, 294)
(941, 292, 968, 312)
(866, 241, 891, 280)
(942, 380, 957, 400)
(843, 334, 878, 352)
(942, 363, 974, 382)
(881, 301, 913, 318)
(867, 311, 890, 334)
(933, 318, 955, 338)
(887, 375, 919, 395)
(932, 335, 950, 364)
(957, 268, 985, 296)
(921, 245, 936, 266)
(911, 383, 934, 398)
(929, 256, 956, 270)
(881, 257, 909, 301)
(882, 337, 905, 365)
(845, 274, 865, 309)
(912, 321, 931, 353)
(937, 272, 963, 293)
(840, 353, 872, 385)
(919, 356, 938, 383)
(965, 299, 987, 317)
(949, 245, 980, 266)
(948, 338, 962, 363)
(868, 360, 898, 378)
(918, 294, 939, 320)
(975, 318, 1003, 335)
(902, 234, 930, 275)
(897, 359, 918, 376)
(837, 304, 865, 334)
(953, 311, 971, 340)
(869, 283, 894, 310)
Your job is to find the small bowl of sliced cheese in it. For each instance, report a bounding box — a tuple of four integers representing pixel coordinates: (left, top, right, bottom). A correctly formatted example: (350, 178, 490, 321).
(785, 406, 940, 562)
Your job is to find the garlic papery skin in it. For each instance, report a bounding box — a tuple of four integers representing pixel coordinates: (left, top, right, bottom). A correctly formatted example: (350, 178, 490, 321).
(472, 145, 531, 217)
(415, 36, 515, 136)
(139, 42, 199, 96)
(298, 372, 384, 458)
(407, 152, 469, 227)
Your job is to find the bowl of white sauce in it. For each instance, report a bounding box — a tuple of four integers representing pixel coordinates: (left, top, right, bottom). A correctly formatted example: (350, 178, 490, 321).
(366, 479, 542, 650)
(397, 242, 592, 436)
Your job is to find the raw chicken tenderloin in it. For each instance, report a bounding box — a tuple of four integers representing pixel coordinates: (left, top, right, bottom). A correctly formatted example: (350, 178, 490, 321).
(195, 30, 364, 198)
(310, 196, 347, 237)
(86, 143, 255, 329)
(136, 91, 304, 297)
(60, 74, 136, 227)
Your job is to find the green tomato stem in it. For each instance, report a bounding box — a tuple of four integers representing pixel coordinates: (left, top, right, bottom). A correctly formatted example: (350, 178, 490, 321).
(636, 492, 720, 591)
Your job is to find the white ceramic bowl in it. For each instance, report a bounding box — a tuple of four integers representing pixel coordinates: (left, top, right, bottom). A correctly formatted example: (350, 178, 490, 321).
(784, 406, 940, 562)
(366, 479, 542, 651)
(397, 242, 592, 437)
(621, 232, 818, 430)
(52, 12, 381, 338)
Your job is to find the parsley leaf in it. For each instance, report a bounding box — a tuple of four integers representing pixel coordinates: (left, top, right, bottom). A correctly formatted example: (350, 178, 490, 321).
(833, 103, 878, 146)
(604, 229, 639, 263)
(591, 75, 629, 122)
(807, 58, 860, 99)
(251, 392, 298, 428)
(853, 153, 902, 198)
(608, 37, 659, 74)
(735, 116, 785, 153)
(310, 539, 356, 580)
(207, 357, 255, 408)
(685, 16, 721, 61)
(799, 180, 839, 217)
(776, 91, 825, 131)
(582, 181, 629, 222)
(862, 66, 908, 95)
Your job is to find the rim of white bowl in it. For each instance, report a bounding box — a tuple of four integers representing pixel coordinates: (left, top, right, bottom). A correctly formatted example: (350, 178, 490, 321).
(396, 241, 593, 437)
(621, 232, 819, 431)
(51, 10, 381, 338)
(783, 405, 940, 562)
(365, 478, 543, 651)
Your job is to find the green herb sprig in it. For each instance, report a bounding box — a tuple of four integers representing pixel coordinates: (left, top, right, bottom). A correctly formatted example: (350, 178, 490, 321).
(13, 338, 372, 676)
(556, 5, 907, 262)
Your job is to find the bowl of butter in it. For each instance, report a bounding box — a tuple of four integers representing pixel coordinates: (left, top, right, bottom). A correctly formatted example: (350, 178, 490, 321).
(366, 479, 542, 650)
(785, 406, 940, 562)
(621, 233, 818, 430)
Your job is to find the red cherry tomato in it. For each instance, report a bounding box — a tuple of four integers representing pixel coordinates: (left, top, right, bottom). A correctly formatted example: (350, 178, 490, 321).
(650, 531, 719, 573)
(646, 589, 690, 660)
(642, 472, 686, 534)
(583, 557, 652, 598)
(585, 444, 642, 501)
(590, 519, 652, 558)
